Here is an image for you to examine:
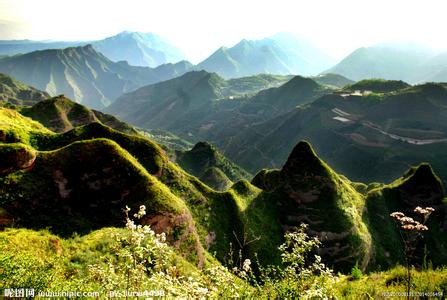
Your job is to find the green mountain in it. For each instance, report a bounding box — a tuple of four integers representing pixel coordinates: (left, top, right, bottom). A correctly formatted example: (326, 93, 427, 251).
(174, 141, 252, 191)
(220, 82, 447, 188)
(364, 163, 447, 268)
(108, 71, 331, 141)
(0, 72, 49, 105)
(1, 106, 445, 272)
(196, 33, 335, 78)
(0, 45, 192, 109)
(91, 31, 186, 67)
(20, 95, 137, 134)
(325, 45, 436, 83)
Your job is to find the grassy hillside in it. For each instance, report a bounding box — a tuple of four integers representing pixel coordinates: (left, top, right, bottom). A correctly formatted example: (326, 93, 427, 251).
(1, 227, 445, 298)
(0, 72, 49, 105)
(1, 104, 446, 280)
(0, 106, 246, 267)
(20, 95, 137, 134)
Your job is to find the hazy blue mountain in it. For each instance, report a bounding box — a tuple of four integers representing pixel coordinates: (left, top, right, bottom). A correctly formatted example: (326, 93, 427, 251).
(0, 31, 186, 68)
(325, 44, 435, 83)
(196, 32, 335, 78)
(0, 39, 81, 55)
(0, 45, 192, 109)
(91, 31, 186, 67)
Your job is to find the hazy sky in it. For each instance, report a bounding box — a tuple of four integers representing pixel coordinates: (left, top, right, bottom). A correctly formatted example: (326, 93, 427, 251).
(1, 0, 446, 63)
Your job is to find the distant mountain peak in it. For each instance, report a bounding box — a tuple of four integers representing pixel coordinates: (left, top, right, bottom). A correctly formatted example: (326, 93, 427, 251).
(92, 31, 186, 67)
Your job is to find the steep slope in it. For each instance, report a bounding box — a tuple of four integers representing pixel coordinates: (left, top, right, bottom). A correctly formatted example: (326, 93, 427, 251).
(174, 141, 251, 190)
(248, 142, 372, 271)
(196, 33, 335, 78)
(0, 109, 245, 266)
(20, 96, 137, 134)
(92, 31, 186, 67)
(0, 72, 49, 105)
(364, 163, 447, 269)
(247, 142, 446, 271)
(0, 45, 192, 109)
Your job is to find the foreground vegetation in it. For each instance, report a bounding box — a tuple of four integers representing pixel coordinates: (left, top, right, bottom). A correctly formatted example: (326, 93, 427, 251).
(1, 219, 446, 298)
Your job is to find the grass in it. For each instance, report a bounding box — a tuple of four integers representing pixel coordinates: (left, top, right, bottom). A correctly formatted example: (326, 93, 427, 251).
(335, 266, 447, 299)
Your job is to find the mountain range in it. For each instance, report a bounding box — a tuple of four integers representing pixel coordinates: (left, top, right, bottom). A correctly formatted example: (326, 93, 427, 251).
(0, 31, 187, 68)
(0, 31, 336, 80)
(107, 70, 333, 140)
(0, 45, 191, 109)
(196, 33, 335, 78)
(325, 43, 447, 83)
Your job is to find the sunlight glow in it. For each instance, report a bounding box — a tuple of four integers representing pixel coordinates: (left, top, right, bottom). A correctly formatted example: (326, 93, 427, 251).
(0, 0, 446, 62)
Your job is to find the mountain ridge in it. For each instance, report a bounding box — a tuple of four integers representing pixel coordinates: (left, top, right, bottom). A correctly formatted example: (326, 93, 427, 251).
(0, 45, 192, 109)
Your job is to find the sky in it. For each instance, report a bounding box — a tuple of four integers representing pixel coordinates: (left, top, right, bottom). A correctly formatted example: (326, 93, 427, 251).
(0, 0, 447, 63)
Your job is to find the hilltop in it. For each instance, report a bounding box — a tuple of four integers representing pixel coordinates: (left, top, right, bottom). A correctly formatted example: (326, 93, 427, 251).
(20, 95, 137, 134)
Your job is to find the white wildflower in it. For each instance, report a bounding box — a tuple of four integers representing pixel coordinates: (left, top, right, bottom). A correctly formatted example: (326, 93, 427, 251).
(242, 259, 251, 272)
